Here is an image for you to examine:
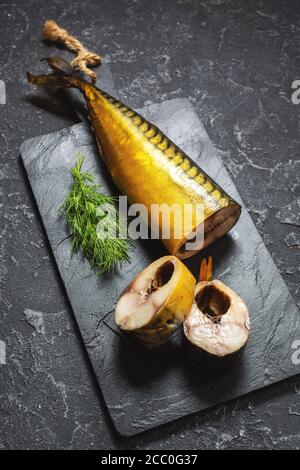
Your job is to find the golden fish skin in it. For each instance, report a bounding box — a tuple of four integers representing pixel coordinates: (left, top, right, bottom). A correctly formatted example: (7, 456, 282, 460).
(27, 65, 241, 259)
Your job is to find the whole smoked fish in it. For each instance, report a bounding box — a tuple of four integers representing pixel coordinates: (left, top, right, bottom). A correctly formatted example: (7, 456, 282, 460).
(27, 58, 241, 259)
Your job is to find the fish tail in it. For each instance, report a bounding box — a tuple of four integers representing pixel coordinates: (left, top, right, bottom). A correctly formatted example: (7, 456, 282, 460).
(26, 71, 83, 89)
(27, 56, 89, 92)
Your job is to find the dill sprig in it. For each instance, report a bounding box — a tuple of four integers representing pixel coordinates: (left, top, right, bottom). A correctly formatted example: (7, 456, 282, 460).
(59, 154, 132, 273)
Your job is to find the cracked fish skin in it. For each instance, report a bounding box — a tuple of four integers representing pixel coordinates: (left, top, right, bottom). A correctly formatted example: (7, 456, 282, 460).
(27, 65, 241, 259)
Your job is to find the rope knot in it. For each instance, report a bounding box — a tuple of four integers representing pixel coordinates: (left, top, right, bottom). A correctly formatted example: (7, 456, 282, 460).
(43, 20, 102, 83)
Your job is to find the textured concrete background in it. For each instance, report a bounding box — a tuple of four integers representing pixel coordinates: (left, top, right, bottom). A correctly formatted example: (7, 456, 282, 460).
(0, 0, 299, 449)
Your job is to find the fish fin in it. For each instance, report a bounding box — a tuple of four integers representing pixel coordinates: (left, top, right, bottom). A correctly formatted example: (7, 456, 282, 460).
(199, 256, 213, 282)
(27, 56, 88, 90)
(26, 70, 88, 92)
(95, 133, 105, 161)
(27, 71, 74, 88)
(41, 56, 76, 76)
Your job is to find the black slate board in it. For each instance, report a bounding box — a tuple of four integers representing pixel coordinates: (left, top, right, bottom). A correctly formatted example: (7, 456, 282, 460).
(20, 74, 300, 436)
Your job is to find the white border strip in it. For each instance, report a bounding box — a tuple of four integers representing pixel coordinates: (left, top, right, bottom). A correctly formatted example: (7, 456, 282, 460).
(0, 340, 6, 364)
(0, 80, 6, 105)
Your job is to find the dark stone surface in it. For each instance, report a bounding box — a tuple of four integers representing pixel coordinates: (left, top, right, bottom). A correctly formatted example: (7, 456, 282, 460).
(0, 0, 299, 449)
(21, 94, 300, 436)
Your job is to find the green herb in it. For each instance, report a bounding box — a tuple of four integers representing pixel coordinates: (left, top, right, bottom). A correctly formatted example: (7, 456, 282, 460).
(59, 154, 132, 273)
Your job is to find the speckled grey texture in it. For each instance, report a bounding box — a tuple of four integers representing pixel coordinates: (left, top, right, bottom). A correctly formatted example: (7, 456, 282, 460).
(1, 0, 300, 449)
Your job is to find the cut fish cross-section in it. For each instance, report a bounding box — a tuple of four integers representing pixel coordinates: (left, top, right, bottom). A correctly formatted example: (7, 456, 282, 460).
(184, 279, 251, 362)
(115, 256, 196, 348)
